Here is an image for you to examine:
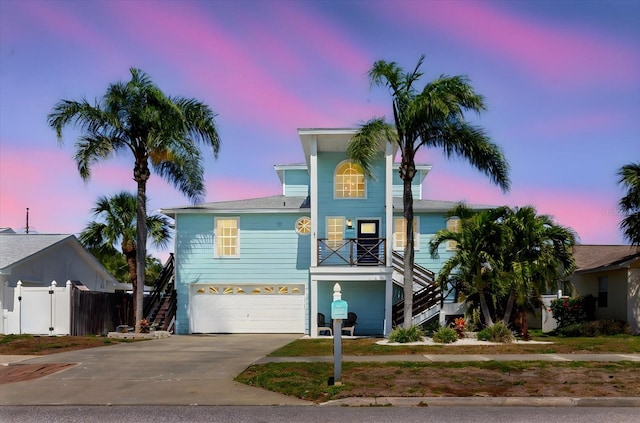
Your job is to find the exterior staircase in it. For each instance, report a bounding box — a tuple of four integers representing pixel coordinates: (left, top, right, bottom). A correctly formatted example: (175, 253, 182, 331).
(144, 254, 177, 333)
(391, 251, 442, 327)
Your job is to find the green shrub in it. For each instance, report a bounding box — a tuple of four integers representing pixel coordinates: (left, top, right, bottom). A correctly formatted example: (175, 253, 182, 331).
(389, 325, 424, 343)
(476, 322, 515, 343)
(432, 326, 458, 344)
(550, 296, 587, 328)
(557, 323, 584, 337)
(421, 320, 440, 337)
(581, 320, 629, 337)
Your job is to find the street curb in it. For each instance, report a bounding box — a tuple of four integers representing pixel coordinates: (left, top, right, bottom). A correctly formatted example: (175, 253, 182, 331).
(320, 396, 640, 407)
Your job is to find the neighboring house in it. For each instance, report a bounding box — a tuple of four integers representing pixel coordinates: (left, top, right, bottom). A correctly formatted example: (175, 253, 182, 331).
(0, 231, 121, 291)
(570, 245, 640, 335)
(161, 128, 488, 336)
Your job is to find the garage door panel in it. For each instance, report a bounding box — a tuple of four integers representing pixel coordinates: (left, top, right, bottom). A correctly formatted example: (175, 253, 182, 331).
(191, 285, 305, 333)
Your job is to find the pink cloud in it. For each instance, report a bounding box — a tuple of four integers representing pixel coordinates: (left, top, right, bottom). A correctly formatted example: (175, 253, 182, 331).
(203, 175, 281, 203)
(523, 111, 627, 139)
(383, 1, 638, 88)
(274, 3, 372, 76)
(0, 144, 169, 234)
(424, 170, 625, 245)
(105, 2, 337, 132)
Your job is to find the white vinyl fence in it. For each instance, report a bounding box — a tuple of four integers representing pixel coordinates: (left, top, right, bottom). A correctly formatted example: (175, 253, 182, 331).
(1, 280, 72, 335)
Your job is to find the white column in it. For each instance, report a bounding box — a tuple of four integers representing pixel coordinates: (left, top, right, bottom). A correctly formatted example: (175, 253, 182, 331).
(310, 277, 318, 338)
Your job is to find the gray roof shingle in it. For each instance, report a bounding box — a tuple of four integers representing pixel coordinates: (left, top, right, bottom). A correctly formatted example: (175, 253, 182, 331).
(0, 234, 74, 270)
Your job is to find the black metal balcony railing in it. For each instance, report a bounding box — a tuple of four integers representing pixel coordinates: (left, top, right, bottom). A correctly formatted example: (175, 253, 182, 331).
(317, 238, 386, 266)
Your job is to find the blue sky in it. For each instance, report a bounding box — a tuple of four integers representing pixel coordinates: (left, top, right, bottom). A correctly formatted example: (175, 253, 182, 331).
(1, 0, 638, 260)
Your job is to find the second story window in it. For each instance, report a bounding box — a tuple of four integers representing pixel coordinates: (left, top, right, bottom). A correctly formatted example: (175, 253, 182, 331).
(335, 160, 365, 198)
(215, 217, 239, 257)
(393, 217, 419, 250)
(327, 217, 345, 248)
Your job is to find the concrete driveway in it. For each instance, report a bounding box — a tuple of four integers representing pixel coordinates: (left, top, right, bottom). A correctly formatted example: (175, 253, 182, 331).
(0, 334, 311, 406)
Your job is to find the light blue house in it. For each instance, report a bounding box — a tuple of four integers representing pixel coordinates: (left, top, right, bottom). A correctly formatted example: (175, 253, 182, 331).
(161, 128, 485, 336)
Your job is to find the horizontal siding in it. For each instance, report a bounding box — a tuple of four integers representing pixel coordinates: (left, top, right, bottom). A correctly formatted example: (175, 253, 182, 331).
(174, 213, 311, 334)
(316, 152, 387, 237)
(283, 168, 310, 197)
(391, 213, 456, 277)
(392, 170, 421, 199)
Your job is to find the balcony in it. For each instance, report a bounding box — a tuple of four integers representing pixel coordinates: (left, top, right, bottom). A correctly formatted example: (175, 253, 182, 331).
(317, 238, 386, 266)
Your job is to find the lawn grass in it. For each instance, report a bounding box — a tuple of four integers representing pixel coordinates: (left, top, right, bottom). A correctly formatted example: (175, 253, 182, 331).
(235, 360, 640, 402)
(267, 334, 640, 357)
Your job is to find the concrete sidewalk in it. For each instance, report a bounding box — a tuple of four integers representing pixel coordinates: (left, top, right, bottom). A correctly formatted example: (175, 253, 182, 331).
(256, 353, 640, 364)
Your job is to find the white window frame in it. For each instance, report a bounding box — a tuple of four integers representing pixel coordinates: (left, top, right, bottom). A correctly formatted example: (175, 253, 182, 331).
(326, 216, 345, 249)
(214, 216, 240, 258)
(393, 217, 419, 251)
(334, 160, 366, 199)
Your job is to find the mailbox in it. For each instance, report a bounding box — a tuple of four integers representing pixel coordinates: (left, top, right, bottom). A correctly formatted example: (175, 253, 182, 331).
(331, 299, 348, 320)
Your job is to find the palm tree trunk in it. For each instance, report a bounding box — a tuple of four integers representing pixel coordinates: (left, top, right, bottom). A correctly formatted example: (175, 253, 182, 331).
(402, 159, 416, 329)
(478, 289, 494, 326)
(123, 242, 137, 326)
(134, 160, 150, 333)
(502, 290, 516, 324)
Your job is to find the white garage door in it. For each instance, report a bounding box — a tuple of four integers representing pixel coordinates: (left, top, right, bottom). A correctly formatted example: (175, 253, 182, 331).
(190, 284, 305, 333)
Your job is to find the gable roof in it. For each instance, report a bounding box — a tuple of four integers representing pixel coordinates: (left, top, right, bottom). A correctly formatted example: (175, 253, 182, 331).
(0, 233, 73, 270)
(161, 195, 311, 217)
(161, 195, 493, 217)
(398, 198, 494, 213)
(0, 233, 117, 285)
(573, 245, 640, 273)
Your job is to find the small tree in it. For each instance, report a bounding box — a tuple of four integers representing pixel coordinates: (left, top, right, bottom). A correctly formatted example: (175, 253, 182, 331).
(79, 191, 170, 291)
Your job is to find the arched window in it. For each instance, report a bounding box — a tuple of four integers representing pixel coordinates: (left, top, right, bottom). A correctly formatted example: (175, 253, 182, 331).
(335, 160, 365, 198)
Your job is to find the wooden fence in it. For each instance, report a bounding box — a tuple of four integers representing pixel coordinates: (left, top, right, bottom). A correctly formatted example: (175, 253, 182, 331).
(70, 289, 134, 336)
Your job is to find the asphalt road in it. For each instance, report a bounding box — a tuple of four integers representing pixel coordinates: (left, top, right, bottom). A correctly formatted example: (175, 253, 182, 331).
(1, 405, 639, 423)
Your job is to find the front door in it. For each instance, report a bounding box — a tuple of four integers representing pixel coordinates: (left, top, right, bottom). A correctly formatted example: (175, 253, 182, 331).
(357, 220, 381, 265)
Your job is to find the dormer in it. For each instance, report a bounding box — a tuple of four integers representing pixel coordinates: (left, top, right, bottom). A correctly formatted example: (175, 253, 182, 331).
(274, 164, 309, 197)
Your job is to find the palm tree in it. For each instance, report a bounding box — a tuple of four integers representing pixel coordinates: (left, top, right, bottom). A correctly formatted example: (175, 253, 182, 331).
(430, 205, 576, 328)
(500, 206, 576, 329)
(617, 162, 640, 246)
(79, 191, 171, 293)
(348, 55, 510, 327)
(430, 206, 511, 326)
(48, 68, 220, 331)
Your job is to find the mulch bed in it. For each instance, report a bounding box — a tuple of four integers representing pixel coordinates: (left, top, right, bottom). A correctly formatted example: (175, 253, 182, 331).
(0, 363, 75, 384)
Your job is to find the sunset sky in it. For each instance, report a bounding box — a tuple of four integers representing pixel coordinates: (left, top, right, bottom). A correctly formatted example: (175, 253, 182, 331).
(1, 0, 638, 261)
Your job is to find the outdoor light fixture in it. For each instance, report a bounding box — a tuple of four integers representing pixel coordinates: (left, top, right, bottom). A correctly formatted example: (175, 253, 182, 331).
(346, 219, 353, 229)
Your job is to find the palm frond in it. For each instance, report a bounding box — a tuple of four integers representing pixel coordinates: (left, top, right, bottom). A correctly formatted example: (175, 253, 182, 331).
(347, 118, 396, 178)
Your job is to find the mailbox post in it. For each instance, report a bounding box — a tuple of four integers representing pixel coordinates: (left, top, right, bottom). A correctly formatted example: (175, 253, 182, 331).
(330, 283, 348, 386)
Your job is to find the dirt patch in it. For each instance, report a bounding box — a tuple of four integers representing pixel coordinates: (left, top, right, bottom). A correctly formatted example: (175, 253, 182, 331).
(0, 363, 76, 384)
(339, 363, 640, 399)
(0, 335, 137, 355)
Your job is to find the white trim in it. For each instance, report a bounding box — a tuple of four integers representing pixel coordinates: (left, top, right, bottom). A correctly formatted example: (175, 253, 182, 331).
(310, 137, 319, 267)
